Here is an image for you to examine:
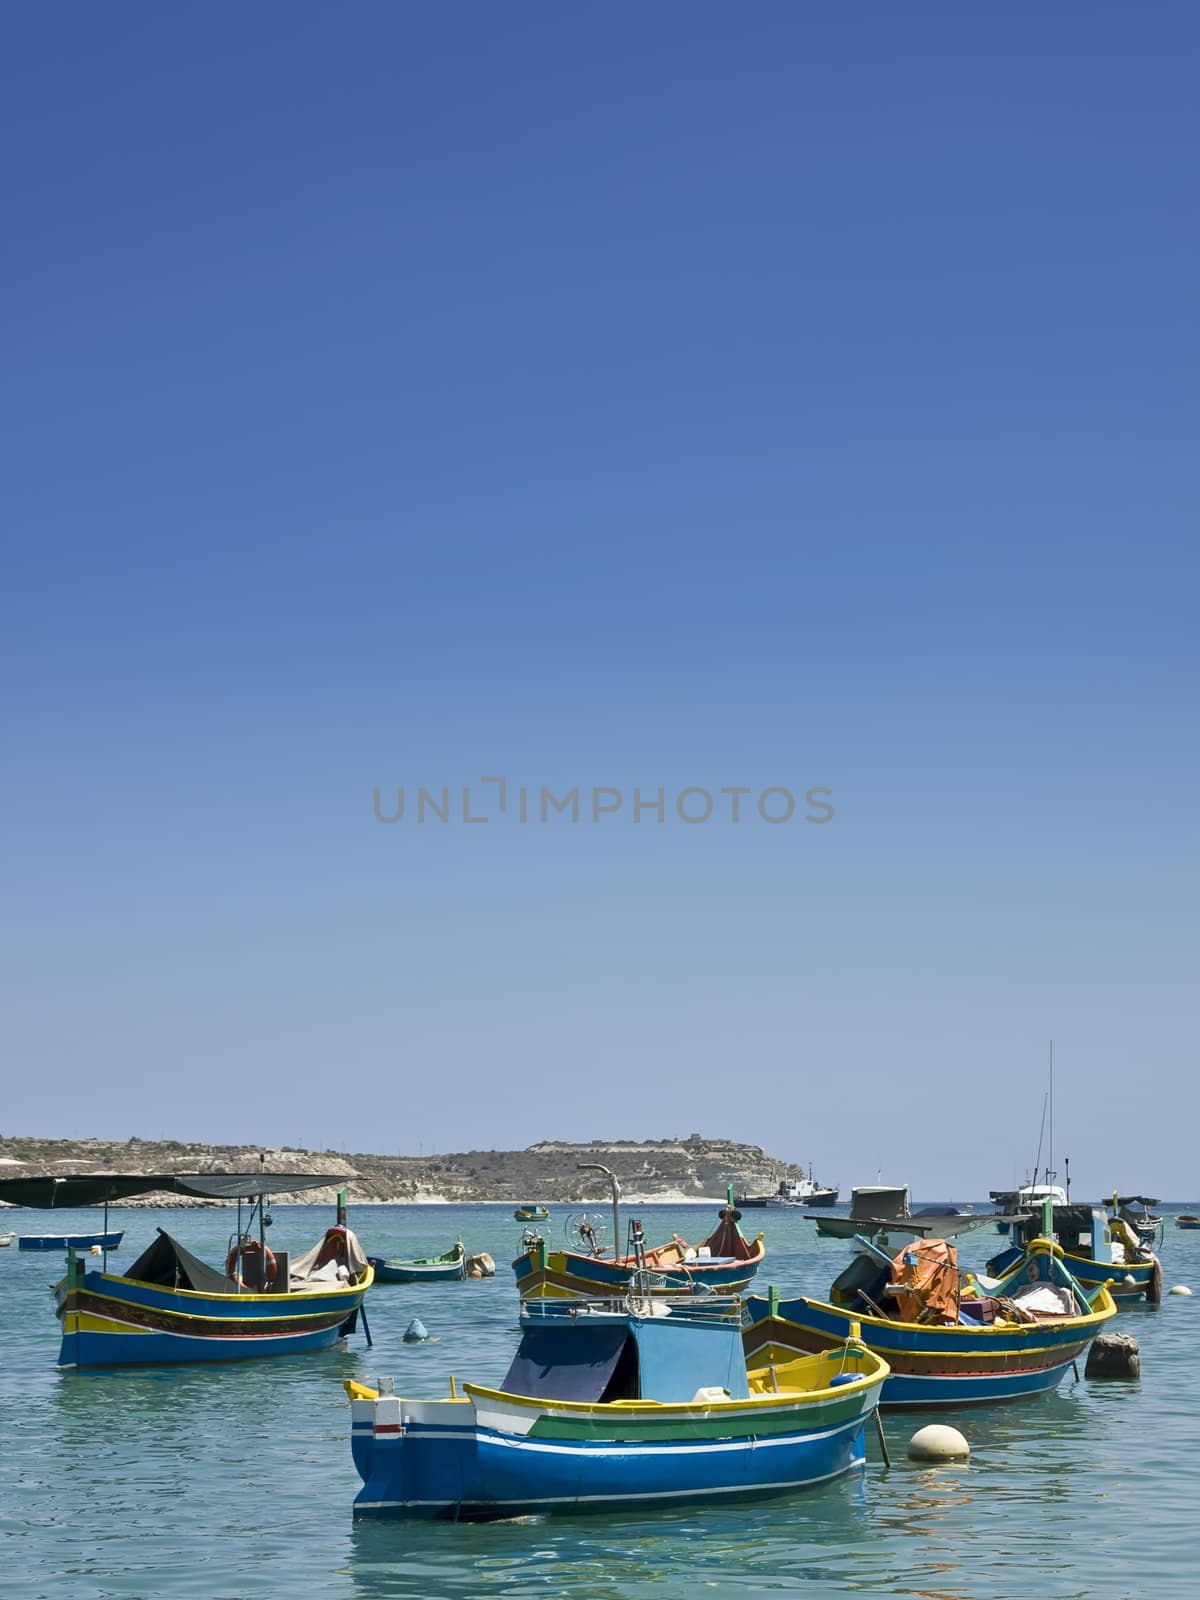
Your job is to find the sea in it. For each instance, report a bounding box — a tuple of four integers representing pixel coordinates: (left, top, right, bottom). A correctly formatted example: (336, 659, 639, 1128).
(1, 1201, 1196, 1600)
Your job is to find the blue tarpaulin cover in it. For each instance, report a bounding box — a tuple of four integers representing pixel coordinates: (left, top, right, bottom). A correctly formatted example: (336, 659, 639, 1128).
(501, 1323, 632, 1401)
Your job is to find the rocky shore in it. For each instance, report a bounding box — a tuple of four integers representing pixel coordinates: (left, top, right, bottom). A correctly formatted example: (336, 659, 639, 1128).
(0, 1134, 806, 1207)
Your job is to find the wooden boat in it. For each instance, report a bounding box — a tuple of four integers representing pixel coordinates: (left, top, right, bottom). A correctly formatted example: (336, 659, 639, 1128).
(987, 1203, 1162, 1305)
(0, 1170, 374, 1368)
(347, 1292, 889, 1518)
(1115, 1195, 1163, 1244)
(513, 1203, 765, 1300)
(513, 1204, 550, 1222)
(18, 1229, 124, 1252)
(744, 1232, 1116, 1410)
(1176, 1214, 1200, 1230)
(368, 1240, 466, 1283)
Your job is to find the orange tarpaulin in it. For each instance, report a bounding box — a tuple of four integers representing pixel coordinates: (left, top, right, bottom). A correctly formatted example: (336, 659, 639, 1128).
(888, 1237, 959, 1323)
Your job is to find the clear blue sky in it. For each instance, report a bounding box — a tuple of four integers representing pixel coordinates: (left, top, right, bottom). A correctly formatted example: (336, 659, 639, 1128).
(3, 5, 1196, 1197)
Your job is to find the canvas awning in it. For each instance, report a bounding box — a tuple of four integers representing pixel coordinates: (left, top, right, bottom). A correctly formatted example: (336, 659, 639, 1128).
(0, 1172, 342, 1209)
(501, 1323, 634, 1402)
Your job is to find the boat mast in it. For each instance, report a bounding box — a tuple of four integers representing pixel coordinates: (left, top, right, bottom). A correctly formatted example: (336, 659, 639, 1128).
(1048, 1040, 1054, 1190)
(577, 1162, 621, 1258)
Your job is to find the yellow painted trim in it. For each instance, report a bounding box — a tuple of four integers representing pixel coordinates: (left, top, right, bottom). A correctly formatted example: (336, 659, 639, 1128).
(344, 1380, 379, 1400)
(64, 1285, 366, 1327)
(464, 1355, 888, 1417)
(781, 1289, 1116, 1344)
(86, 1263, 375, 1304)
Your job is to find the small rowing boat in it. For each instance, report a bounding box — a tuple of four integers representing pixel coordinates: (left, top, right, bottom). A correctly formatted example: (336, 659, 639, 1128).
(367, 1240, 466, 1283)
(18, 1229, 124, 1252)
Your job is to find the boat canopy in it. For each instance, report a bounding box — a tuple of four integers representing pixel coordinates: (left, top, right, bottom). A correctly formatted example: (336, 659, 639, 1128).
(126, 1229, 230, 1294)
(502, 1322, 637, 1402)
(0, 1172, 341, 1209)
(507, 1307, 751, 1403)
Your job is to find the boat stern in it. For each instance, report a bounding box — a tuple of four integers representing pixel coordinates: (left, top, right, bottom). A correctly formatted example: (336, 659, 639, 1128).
(348, 1382, 478, 1518)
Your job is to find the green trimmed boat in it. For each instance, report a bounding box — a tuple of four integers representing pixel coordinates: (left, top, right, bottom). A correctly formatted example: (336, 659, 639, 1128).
(367, 1240, 466, 1284)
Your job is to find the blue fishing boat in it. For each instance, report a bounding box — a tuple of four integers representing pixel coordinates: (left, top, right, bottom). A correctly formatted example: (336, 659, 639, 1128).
(347, 1291, 889, 1518)
(514, 1197, 764, 1300)
(987, 1203, 1162, 1305)
(744, 1226, 1116, 1410)
(0, 1171, 375, 1368)
(18, 1229, 124, 1252)
(367, 1240, 466, 1283)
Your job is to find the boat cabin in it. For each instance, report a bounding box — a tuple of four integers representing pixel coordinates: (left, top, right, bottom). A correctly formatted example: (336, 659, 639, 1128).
(509, 1302, 750, 1403)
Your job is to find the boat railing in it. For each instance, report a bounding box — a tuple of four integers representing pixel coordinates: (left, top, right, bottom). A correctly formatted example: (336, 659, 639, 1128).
(521, 1289, 748, 1324)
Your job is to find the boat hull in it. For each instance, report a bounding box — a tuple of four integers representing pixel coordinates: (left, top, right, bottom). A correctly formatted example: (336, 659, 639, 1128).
(368, 1258, 465, 1284)
(744, 1286, 1115, 1411)
(350, 1381, 880, 1518)
(55, 1267, 372, 1368)
(986, 1244, 1161, 1304)
(19, 1231, 124, 1252)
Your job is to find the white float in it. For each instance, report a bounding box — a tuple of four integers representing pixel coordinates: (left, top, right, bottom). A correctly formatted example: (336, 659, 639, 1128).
(908, 1424, 970, 1461)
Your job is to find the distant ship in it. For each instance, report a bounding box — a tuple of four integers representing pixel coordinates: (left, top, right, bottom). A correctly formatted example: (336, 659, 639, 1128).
(737, 1168, 838, 1208)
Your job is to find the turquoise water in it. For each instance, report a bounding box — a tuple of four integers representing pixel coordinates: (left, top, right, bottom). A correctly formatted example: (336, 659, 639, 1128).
(2, 1203, 1196, 1599)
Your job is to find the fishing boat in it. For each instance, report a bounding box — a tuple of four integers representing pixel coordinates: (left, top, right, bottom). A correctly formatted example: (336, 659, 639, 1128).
(17, 1229, 124, 1252)
(0, 1170, 375, 1367)
(514, 1201, 765, 1300)
(347, 1290, 889, 1518)
(987, 1203, 1162, 1305)
(745, 1223, 1116, 1410)
(737, 1168, 838, 1208)
(513, 1204, 550, 1222)
(0, 1231, 14, 1247)
(367, 1240, 466, 1283)
(1176, 1214, 1200, 1230)
(1115, 1195, 1163, 1245)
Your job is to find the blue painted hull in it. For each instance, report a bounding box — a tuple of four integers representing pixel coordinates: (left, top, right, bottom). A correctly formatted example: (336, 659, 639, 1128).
(352, 1412, 869, 1518)
(513, 1248, 762, 1299)
(368, 1258, 464, 1284)
(55, 1266, 370, 1368)
(744, 1285, 1112, 1411)
(59, 1319, 357, 1368)
(19, 1231, 123, 1251)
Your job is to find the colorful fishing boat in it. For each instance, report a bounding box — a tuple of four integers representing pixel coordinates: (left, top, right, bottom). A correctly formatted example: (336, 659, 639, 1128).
(987, 1203, 1162, 1305)
(744, 1228, 1116, 1410)
(18, 1229, 124, 1252)
(1176, 1214, 1200, 1230)
(347, 1291, 889, 1518)
(513, 1203, 765, 1300)
(0, 1170, 375, 1368)
(367, 1240, 466, 1283)
(513, 1204, 550, 1222)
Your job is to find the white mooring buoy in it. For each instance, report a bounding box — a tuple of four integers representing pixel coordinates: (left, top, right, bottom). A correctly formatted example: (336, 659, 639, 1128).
(1169, 1285, 1193, 1297)
(908, 1424, 970, 1461)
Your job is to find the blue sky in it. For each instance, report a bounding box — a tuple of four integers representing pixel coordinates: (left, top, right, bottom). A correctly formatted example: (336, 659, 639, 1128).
(3, 5, 1196, 1197)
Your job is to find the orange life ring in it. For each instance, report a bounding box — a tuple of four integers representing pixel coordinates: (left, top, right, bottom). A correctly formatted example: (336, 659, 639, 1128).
(226, 1239, 277, 1290)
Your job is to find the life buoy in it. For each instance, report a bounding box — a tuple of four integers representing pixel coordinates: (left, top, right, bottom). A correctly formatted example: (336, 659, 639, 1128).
(226, 1239, 277, 1290)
